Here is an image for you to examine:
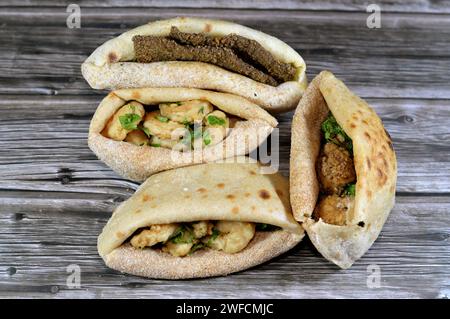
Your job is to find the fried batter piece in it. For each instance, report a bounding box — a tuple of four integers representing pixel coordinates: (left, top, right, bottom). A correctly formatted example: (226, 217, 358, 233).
(313, 194, 354, 226)
(317, 142, 356, 194)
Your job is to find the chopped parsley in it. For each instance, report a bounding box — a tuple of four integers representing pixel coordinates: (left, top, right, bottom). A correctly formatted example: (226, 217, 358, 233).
(321, 113, 353, 152)
(156, 115, 169, 123)
(170, 225, 194, 244)
(150, 143, 161, 147)
(119, 113, 141, 131)
(140, 126, 151, 137)
(189, 242, 205, 254)
(203, 130, 212, 145)
(207, 115, 226, 126)
(206, 228, 220, 246)
(344, 183, 356, 196)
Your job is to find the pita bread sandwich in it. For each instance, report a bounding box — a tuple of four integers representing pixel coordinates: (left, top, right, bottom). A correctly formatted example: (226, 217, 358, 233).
(88, 87, 277, 182)
(290, 71, 397, 269)
(82, 17, 307, 113)
(97, 158, 304, 279)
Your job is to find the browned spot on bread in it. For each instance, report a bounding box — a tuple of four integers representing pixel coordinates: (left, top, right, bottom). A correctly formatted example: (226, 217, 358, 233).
(366, 158, 372, 170)
(196, 187, 207, 193)
(226, 194, 236, 200)
(387, 140, 394, 150)
(202, 194, 208, 199)
(108, 52, 118, 63)
(244, 192, 251, 197)
(366, 190, 372, 199)
(131, 90, 141, 99)
(276, 189, 284, 197)
(134, 209, 142, 214)
(116, 231, 125, 238)
(377, 168, 387, 186)
(231, 206, 239, 214)
(251, 205, 256, 211)
(184, 194, 191, 199)
(358, 110, 363, 115)
(362, 119, 369, 125)
(216, 183, 225, 189)
(249, 170, 256, 175)
(204, 23, 212, 32)
(364, 132, 371, 140)
(142, 194, 152, 202)
(352, 114, 359, 120)
(350, 123, 356, 128)
(258, 189, 271, 200)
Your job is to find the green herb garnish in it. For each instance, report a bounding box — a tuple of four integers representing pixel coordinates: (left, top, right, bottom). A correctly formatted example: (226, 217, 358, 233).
(140, 126, 151, 137)
(206, 228, 220, 246)
(156, 115, 169, 123)
(207, 115, 226, 126)
(203, 130, 211, 145)
(119, 113, 141, 130)
(171, 225, 194, 244)
(150, 143, 161, 147)
(189, 242, 205, 254)
(198, 106, 204, 114)
(344, 183, 356, 196)
(321, 114, 352, 152)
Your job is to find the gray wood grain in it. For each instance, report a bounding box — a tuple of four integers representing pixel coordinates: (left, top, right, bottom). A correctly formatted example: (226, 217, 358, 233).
(0, 8, 449, 98)
(0, 2, 449, 299)
(1, 196, 448, 298)
(3, 0, 450, 14)
(0, 96, 449, 194)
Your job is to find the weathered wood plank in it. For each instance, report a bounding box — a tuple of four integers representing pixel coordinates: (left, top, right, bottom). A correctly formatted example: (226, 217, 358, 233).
(0, 196, 448, 299)
(2, 0, 450, 14)
(0, 95, 449, 194)
(0, 9, 449, 98)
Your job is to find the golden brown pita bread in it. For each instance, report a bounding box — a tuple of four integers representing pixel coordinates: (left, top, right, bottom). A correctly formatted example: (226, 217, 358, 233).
(88, 87, 277, 182)
(290, 71, 397, 269)
(98, 158, 304, 279)
(81, 17, 307, 113)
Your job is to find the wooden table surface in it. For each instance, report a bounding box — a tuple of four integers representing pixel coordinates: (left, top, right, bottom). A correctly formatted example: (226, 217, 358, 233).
(1, 1, 449, 299)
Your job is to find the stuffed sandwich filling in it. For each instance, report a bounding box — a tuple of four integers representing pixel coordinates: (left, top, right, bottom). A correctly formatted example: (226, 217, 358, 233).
(129, 221, 279, 257)
(132, 27, 297, 86)
(102, 99, 237, 151)
(313, 113, 357, 226)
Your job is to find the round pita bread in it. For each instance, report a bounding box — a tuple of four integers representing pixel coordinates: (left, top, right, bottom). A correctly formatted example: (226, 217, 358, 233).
(290, 71, 397, 269)
(89, 87, 277, 182)
(98, 159, 304, 279)
(81, 17, 307, 113)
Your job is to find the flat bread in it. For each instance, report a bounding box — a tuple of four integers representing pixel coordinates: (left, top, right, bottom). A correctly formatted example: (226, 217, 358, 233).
(81, 17, 307, 113)
(89, 87, 277, 182)
(290, 71, 397, 269)
(98, 159, 304, 279)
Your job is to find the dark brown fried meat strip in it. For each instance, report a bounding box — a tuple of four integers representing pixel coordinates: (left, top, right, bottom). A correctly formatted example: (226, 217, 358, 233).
(169, 27, 297, 83)
(133, 35, 278, 86)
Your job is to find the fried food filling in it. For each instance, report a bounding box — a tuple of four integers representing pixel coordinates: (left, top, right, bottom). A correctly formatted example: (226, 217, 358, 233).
(101, 99, 234, 151)
(129, 221, 279, 257)
(132, 27, 297, 86)
(313, 113, 357, 226)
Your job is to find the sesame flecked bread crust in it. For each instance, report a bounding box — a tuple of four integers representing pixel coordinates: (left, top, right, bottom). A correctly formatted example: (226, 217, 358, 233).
(105, 231, 303, 279)
(290, 71, 397, 269)
(88, 87, 277, 182)
(81, 17, 308, 113)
